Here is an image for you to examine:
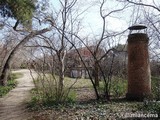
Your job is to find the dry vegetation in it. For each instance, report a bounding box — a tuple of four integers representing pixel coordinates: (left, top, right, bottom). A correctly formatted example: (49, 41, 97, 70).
(27, 77, 159, 120)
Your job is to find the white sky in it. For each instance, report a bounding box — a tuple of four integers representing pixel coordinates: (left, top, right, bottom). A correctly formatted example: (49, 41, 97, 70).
(1, 0, 158, 44)
(49, 0, 159, 33)
(48, 0, 132, 43)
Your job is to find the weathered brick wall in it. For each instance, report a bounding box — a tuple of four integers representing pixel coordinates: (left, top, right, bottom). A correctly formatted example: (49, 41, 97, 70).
(126, 33, 151, 101)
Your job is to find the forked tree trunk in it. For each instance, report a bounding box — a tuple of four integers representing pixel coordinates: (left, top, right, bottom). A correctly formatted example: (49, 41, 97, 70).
(57, 50, 66, 101)
(0, 29, 49, 86)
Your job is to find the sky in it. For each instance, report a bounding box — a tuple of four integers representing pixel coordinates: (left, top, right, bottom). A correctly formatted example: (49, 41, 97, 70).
(0, 0, 159, 45)
(47, 0, 133, 45)
(45, 0, 160, 59)
(47, 0, 160, 46)
(0, 0, 159, 59)
(49, 0, 129, 33)
(48, 0, 159, 33)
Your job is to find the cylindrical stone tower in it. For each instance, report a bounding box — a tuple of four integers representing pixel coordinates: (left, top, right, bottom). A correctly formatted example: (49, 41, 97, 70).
(126, 25, 151, 101)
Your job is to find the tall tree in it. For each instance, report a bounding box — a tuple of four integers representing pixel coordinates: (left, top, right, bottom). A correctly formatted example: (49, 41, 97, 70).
(0, 0, 36, 29)
(0, 29, 49, 86)
(0, 0, 50, 86)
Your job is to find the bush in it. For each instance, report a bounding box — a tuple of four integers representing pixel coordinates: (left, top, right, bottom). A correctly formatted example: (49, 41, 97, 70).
(141, 100, 160, 118)
(0, 72, 22, 97)
(30, 87, 76, 104)
(151, 77, 160, 100)
(29, 74, 77, 108)
(29, 88, 76, 110)
(0, 78, 18, 97)
(67, 90, 77, 103)
(111, 77, 127, 98)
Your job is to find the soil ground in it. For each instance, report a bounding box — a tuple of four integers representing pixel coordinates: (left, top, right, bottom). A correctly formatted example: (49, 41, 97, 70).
(0, 69, 36, 120)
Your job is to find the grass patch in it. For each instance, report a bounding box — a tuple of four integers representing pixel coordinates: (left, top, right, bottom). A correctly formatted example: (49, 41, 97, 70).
(64, 77, 93, 88)
(29, 75, 128, 110)
(138, 101, 160, 118)
(98, 77, 127, 98)
(0, 72, 23, 97)
(28, 88, 77, 110)
(28, 75, 160, 119)
(28, 100, 144, 120)
(151, 76, 160, 100)
(10, 72, 23, 80)
(111, 77, 127, 98)
(28, 75, 79, 109)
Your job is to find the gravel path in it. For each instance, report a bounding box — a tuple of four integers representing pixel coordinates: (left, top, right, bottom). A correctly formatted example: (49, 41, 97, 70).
(0, 69, 36, 120)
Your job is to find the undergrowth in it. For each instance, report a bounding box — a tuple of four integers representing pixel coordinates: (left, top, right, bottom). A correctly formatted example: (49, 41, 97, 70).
(28, 87, 77, 110)
(0, 72, 22, 97)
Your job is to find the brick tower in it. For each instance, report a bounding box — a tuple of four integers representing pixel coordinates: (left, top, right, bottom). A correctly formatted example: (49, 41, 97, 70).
(126, 25, 151, 101)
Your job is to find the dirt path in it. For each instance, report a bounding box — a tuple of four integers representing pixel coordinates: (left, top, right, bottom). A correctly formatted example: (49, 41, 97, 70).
(0, 69, 36, 120)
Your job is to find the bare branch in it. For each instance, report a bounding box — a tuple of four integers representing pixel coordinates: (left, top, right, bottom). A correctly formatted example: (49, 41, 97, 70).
(127, 0, 160, 12)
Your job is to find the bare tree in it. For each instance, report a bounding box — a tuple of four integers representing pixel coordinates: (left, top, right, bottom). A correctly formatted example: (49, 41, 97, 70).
(24, 0, 83, 102)
(0, 0, 52, 86)
(0, 28, 50, 86)
(73, 0, 128, 100)
(51, 0, 129, 100)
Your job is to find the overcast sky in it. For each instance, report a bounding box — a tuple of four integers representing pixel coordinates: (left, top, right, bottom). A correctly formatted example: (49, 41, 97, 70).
(49, 0, 159, 33)
(49, 0, 130, 34)
(48, 0, 160, 45)
(1, 0, 159, 45)
(47, 0, 137, 45)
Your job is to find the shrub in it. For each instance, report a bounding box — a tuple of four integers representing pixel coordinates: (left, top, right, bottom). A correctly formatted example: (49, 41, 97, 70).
(0, 82, 16, 96)
(29, 74, 77, 108)
(141, 100, 160, 118)
(151, 77, 160, 100)
(29, 87, 76, 108)
(0, 73, 20, 97)
(111, 77, 127, 98)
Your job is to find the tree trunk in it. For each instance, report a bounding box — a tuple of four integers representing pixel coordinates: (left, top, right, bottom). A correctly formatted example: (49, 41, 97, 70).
(57, 56, 65, 101)
(94, 61, 99, 87)
(0, 28, 49, 86)
(0, 66, 10, 86)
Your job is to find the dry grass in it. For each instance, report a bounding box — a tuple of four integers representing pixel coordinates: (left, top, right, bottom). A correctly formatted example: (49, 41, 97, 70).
(64, 77, 93, 88)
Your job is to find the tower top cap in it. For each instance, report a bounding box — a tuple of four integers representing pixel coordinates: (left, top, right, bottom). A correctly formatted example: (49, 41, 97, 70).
(128, 24, 147, 30)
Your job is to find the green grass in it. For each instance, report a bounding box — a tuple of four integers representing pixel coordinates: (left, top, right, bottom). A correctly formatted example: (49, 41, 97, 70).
(151, 76, 160, 100)
(65, 76, 127, 98)
(0, 72, 23, 97)
(64, 77, 93, 88)
(111, 77, 127, 98)
(29, 74, 129, 110)
(28, 75, 93, 108)
(140, 101, 160, 115)
(28, 98, 145, 120)
(97, 77, 127, 98)
(28, 75, 160, 119)
(34, 75, 92, 89)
